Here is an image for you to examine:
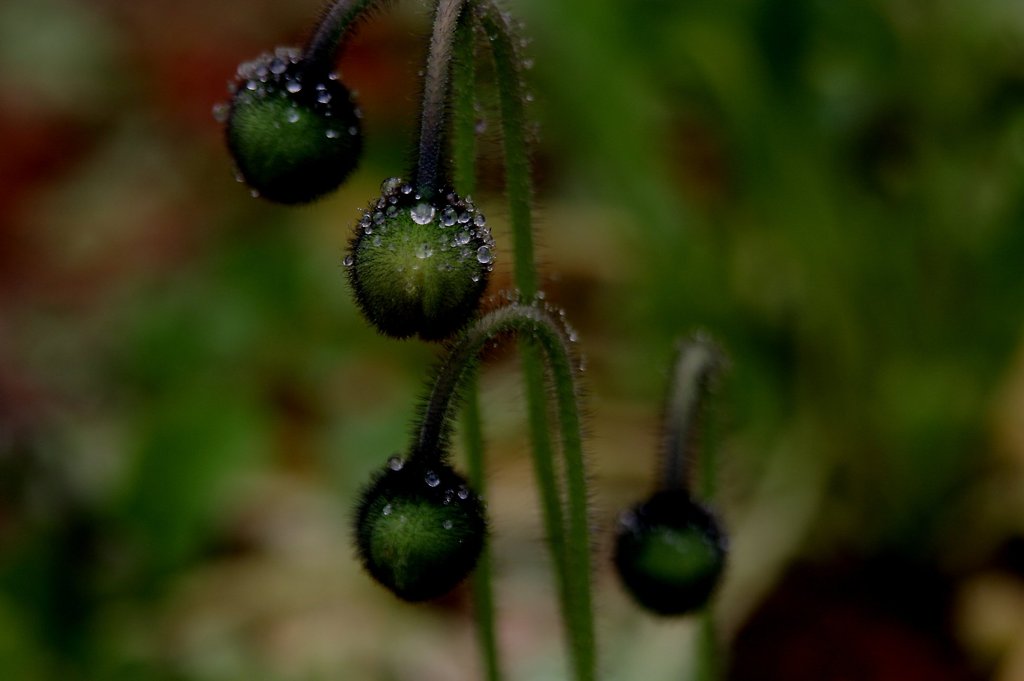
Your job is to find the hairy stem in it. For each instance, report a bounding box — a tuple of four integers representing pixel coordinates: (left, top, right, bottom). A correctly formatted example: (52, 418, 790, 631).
(451, 15, 502, 681)
(303, 0, 382, 69)
(478, 3, 538, 297)
(408, 304, 595, 681)
(414, 0, 467, 195)
(660, 336, 722, 492)
(477, 5, 595, 680)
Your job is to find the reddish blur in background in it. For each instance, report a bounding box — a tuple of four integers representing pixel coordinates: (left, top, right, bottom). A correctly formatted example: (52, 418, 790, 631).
(2, 0, 1024, 680)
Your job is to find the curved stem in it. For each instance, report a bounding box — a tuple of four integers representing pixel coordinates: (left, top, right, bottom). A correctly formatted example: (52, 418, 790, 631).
(476, 6, 594, 680)
(414, 0, 467, 195)
(302, 0, 382, 69)
(659, 335, 722, 492)
(408, 304, 596, 681)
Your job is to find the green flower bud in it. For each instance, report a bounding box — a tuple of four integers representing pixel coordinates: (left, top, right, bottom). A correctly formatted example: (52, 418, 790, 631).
(354, 456, 487, 602)
(221, 47, 362, 204)
(345, 179, 495, 340)
(614, 489, 727, 615)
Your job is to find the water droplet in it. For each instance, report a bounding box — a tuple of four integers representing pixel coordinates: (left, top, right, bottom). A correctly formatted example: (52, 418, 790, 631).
(343, 255, 354, 267)
(317, 91, 332, 104)
(245, 80, 258, 91)
(441, 208, 457, 226)
(250, 188, 260, 198)
(285, 109, 300, 123)
(522, 58, 535, 70)
(457, 485, 469, 500)
(456, 231, 472, 246)
(211, 102, 229, 122)
(269, 57, 287, 75)
(285, 80, 302, 94)
(325, 129, 339, 139)
(476, 246, 493, 264)
(425, 470, 440, 488)
(348, 126, 358, 136)
(474, 213, 487, 227)
(457, 212, 471, 224)
(443, 490, 455, 505)
(410, 203, 436, 225)
(382, 503, 393, 516)
(380, 177, 403, 195)
(387, 455, 404, 471)
(442, 520, 454, 530)
(373, 235, 381, 246)
(416, 243, 433, 259)
(400, 184, 413, 195)
(471, 274, 480, 283)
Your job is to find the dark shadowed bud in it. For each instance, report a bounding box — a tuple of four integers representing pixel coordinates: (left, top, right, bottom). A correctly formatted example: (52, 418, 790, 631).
(614, 489, 727, 616)
(221, 47, 362, 204)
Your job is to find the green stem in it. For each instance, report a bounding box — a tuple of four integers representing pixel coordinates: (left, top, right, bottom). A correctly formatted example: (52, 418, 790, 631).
(659, 336, 722, 492)
(408, 304, 596, 681)
(451, 14, 502, 681)
(302, 0, 382, 68)
(477, 5, 595, 680)
(414, 0, 467, 195)
(478, 3, 538, 297)
(451, 9, 478, 196)
(694, 610, 721, 681)
(462, 384, 501, 681)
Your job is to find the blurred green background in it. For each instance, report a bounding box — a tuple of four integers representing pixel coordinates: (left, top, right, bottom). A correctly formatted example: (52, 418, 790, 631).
(2, 0, 1024, 679)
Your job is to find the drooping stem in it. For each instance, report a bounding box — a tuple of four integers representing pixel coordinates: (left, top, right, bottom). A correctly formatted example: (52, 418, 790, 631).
(462, 384, 501, 681)
(659, 335, 722, 492)
(450, 14, 502, 681)
(414, 0, 467, 195)
(477, 6, 594, 680)
(407, 304, 596, 681)
(302, 0, 382, 69)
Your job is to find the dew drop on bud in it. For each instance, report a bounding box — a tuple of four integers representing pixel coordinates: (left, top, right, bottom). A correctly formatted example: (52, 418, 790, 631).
(425, 470, 441, 488)
(443, 520, 454, 530)
(343, 255, 355, 267)
(410, 203, 436, 225)
(387, 455, 404, 471)
(382, 503, 393, 516)
(476, 246, 493, 264)
(416, 243, 433, 259)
